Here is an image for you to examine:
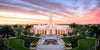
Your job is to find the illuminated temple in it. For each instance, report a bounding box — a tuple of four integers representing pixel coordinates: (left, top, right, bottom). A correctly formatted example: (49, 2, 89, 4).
(33, 9, 72, 35)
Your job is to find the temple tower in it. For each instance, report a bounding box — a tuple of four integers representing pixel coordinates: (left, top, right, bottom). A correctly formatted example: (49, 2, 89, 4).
(48, 7, 54, 35)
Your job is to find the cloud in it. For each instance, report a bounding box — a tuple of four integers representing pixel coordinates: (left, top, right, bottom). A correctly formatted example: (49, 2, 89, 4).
(0, 0, 100, 24)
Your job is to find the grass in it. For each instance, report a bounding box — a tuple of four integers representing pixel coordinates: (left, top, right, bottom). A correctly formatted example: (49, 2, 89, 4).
(62, 38, 70, 44)
(62, 36, 86, 48)
(0, 37, 13, 50)
(79, 34, 90, 37)
(62, 36, 97, 50)
(73, 39, 95, 50)
(5, 39, 34, 50)
(18, 36, 40, 48)
(97, 41, 100, 50)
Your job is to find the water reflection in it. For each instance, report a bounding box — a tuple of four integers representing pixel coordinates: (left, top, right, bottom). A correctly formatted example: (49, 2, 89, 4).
(43, 39, 58, 45)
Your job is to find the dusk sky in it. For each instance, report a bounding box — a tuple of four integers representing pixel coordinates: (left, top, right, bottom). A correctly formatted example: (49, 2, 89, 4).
(0, 0, 100, 24)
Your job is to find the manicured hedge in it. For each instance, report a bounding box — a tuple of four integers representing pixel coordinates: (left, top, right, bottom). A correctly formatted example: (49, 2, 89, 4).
(5, 39, 34, 50)
(62, 36, 86, 48)
(73, 39, 95, 50)
(97, 42, 100, 50)
(18, 36, 40, 48)
(0, 37, 13, 50)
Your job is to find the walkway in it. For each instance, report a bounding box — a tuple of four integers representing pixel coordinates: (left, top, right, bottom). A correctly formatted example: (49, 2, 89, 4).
(36, 35, 65, 50)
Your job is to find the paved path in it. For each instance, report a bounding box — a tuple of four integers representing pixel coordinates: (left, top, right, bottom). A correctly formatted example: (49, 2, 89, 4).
(36, 35, 65, 50)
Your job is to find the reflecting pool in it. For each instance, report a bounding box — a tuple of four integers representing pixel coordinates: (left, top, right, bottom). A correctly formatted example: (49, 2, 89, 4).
(43, 39, 58, 45)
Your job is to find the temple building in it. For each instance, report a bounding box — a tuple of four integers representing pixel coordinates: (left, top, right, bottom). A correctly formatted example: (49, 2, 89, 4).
(33, 9, 72, 35)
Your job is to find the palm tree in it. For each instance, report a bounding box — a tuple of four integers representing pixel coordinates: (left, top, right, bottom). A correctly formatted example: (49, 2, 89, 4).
(89, 25, 100, 50)
(84, 24, 89, 29)
(23, 29, 28, 35)
(63, 34, 67, 37)
(80, 27, 87, 35)
(19, 25, 23, 30)
(14, 25, 24, 36)
(69, 23, 79, 34)
(69, 23, 77, 29)
(25, 25, 32, 35)
(74, 29, 79, 35)
(13, 24, 18, 30)
(0, 25, 15, 50)
(15, 27, 22, 36)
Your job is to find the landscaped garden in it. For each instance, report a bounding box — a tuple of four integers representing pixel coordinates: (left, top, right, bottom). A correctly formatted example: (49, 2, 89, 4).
(0, 24, 100, 50)
(97, 41, 100, 50)
(18, 36, 40, 48)
(73, 39, 96, 50)
(5, 38, 34, 50)
(4, 36, 40, 50)
(0, 25, 40, 50)
(62, 36, 86, 48)
(62, 36, 99, 50)
(0, 36, 40, 50)
(0, 37, 13, 50)
(79, 34, 90, 37)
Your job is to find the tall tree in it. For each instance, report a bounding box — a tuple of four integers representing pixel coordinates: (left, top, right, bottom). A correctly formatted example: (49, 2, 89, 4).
(14, 25, 24, 36)
(0, 25, 15, 50)
(80, 27, 87, 34)
(69, 23, 77, 29)
(19, 25, 23, 29)
(25, 25, 32, 33)
(84, 24, 89, 29)
(15, 27, 22, 36)
(23, 29, 28, 35)
(13, 24, 18, 29)
(74, 29, 79, 35)
(89, 25, 100, 50)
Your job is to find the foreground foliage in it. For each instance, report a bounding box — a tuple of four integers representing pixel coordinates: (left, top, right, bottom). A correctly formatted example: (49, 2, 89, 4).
(0, 37, 13, 50)
(62, 36, 86, 48)
(5, 39, 34, 50)
(18, 36, 40, 48)
(73, 39, 95, 50)
(0, 25, 15, 50)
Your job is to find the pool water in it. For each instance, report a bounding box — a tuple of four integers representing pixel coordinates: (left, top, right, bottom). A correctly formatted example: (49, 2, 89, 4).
(43, 39, 58, 45)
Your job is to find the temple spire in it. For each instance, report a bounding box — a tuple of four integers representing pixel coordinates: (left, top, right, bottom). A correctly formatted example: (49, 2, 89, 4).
(49, 6, 53, 21)
(48, 6, 54, 35)
(50, 6, 52, 17)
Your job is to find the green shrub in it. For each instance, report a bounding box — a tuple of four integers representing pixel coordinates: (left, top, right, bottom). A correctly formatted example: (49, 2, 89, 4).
(18, 36, 40, 48)
(0, 37, 13, 50)
(65, 44, 70, 47)
(63, 34, 67, 37)
(62, 36, 86, 48)
(35, 34, 40, 37)
(29, 33, 34, 36)
(32, 44, 37, 47)
(23, 30, 28, 35)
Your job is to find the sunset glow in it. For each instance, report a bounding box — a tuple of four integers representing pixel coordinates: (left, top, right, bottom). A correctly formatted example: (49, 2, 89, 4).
(0, 0, 100, 24)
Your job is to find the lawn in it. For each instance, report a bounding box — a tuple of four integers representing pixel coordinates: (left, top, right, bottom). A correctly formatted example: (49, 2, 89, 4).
(79, 34, 90, 37)
(73, 39, 95, 50)
(62, 36, 98, 50)
(62, 36, 86, 48)
(62, 38, 70, 44)
(0, 37, 13, 50)
(18, 36, 40, 48)
(5, 39, 34, 50)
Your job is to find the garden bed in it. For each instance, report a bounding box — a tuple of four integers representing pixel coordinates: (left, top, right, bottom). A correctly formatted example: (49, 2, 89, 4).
(62, 36, 86, 48)
(18, 36, 40, 48)
(73, 39, 96, 50)
(5, 38, 34, 50)
(0, 37, 13, 50)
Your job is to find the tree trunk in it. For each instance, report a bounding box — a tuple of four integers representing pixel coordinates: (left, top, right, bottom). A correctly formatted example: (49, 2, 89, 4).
(95, 39, 97, 50)
(7, 34, 9, 50)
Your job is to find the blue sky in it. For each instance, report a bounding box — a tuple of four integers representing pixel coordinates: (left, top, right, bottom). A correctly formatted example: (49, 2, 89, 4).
(0, 0, 100, 24)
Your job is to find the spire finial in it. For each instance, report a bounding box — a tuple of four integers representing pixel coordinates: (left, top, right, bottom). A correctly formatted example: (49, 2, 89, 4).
(50, 6, 52, 17)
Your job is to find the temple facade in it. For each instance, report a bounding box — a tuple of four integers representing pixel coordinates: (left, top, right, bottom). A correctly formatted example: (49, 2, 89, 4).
(33, 9, 72, 35)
